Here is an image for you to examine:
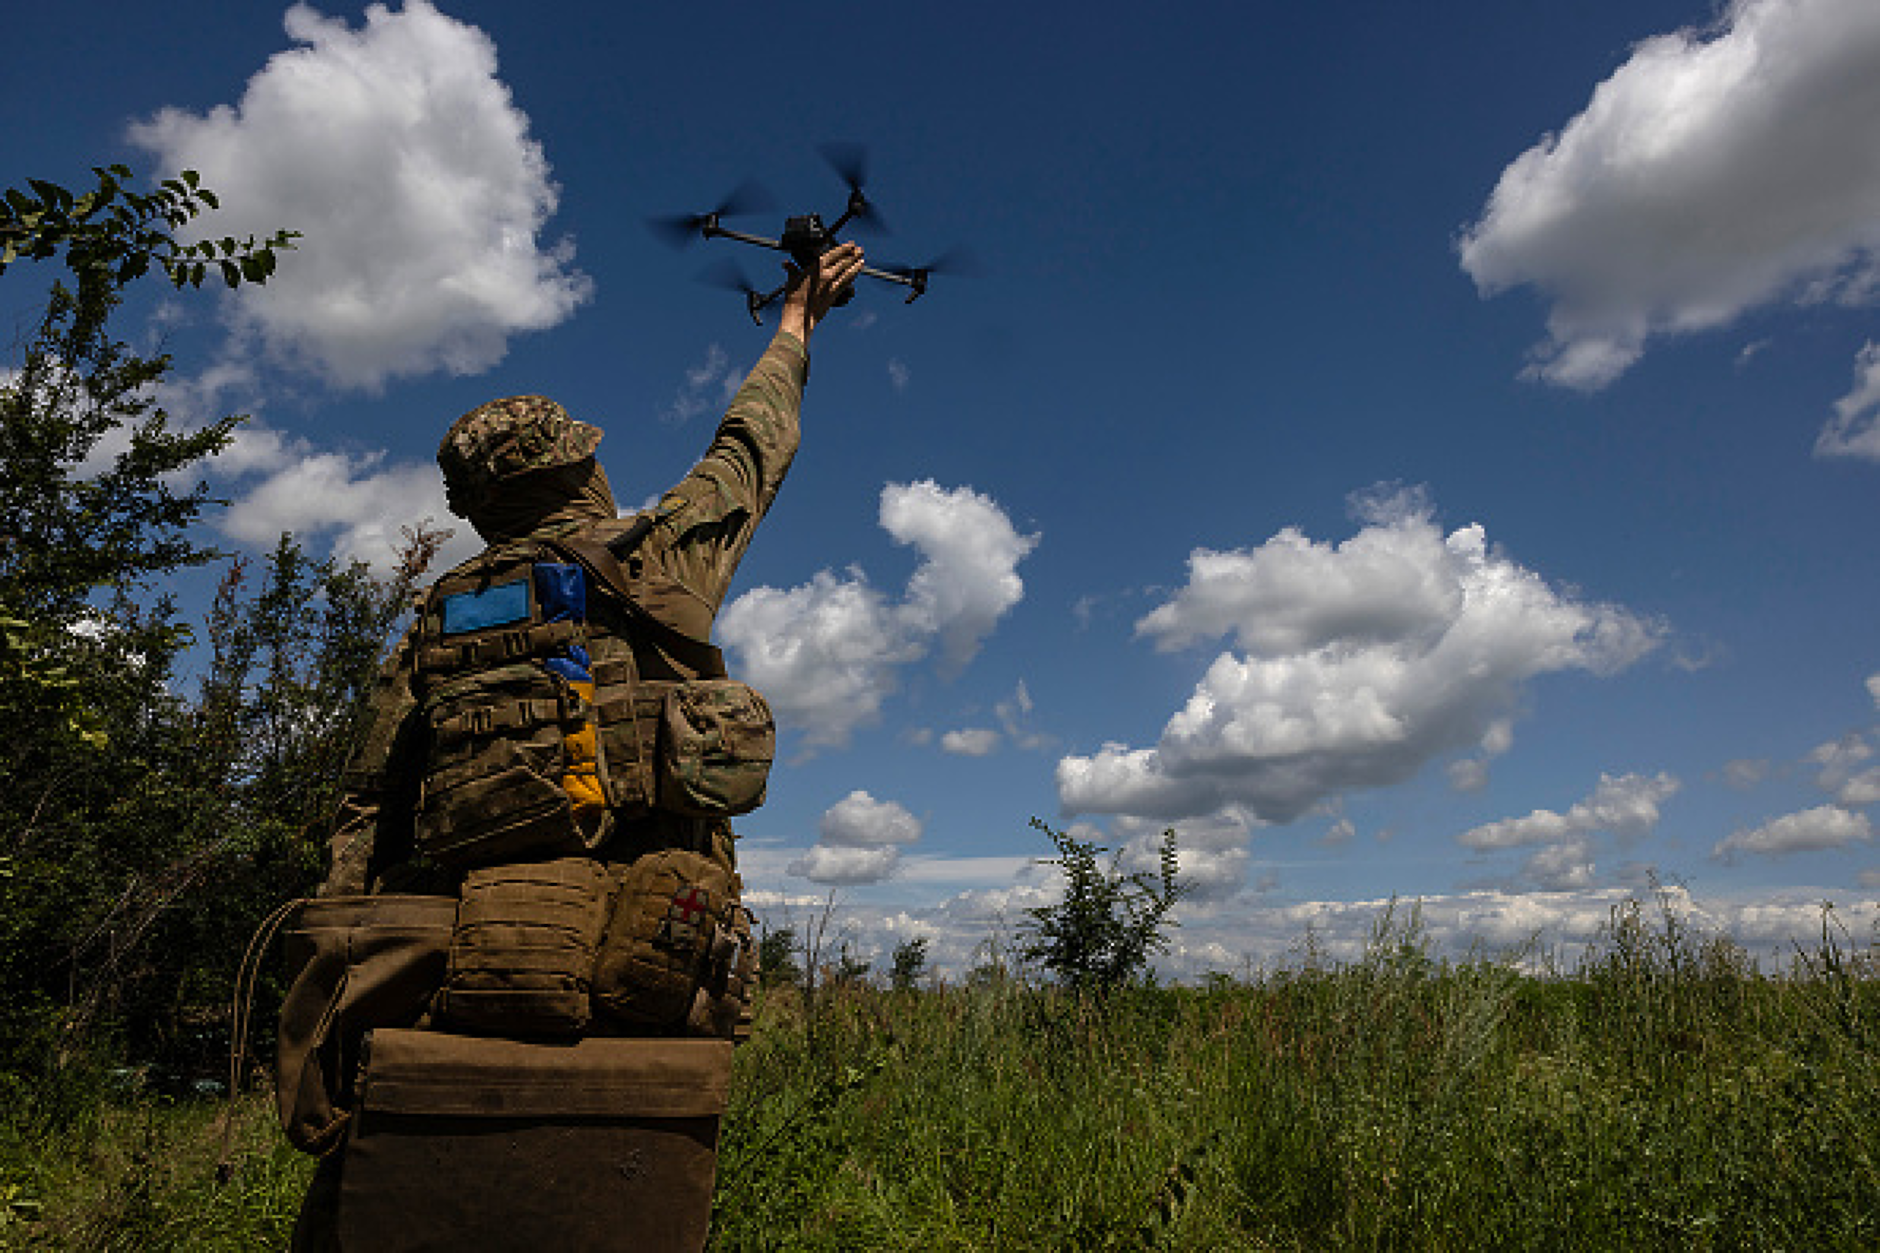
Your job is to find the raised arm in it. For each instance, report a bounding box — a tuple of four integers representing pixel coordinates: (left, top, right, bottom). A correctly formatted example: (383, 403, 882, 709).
(642, 244, 864, 613)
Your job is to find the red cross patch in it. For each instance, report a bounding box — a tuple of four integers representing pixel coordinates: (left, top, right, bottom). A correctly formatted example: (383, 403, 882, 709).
(668, 885, 711, 925)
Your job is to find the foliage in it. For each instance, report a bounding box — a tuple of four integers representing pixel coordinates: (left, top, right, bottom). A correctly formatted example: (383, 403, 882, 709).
(889, 936, 931, 991)
(758, 926, 801, 990)
(0, 164, 436, 1095)
(0, 165, 294, 748)
(1019, 817, 1185, 997)
(0, 530, 443, 1090)
(0, 164, 296, 293)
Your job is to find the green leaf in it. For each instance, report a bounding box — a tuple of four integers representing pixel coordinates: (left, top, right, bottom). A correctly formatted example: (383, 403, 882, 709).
(219, 259, 239, 288)
(27, 179, 70, 211)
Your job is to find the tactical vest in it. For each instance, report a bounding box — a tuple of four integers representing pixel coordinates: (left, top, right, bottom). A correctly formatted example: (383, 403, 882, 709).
(409, 518, 776, 872)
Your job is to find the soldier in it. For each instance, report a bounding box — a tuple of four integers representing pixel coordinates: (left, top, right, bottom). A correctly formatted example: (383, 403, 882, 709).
(321, 241, 865, 899)
(289, 242, 865, 1252)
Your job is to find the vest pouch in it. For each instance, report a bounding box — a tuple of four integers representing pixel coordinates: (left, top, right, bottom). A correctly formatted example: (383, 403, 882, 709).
(416, 663, 602, 867)
(593, 849, 751, 1038)
(435, 856, 611, 1037)
(591, 655, 661, 819)
(657, 679, 775, 819)
(274, 894, 457, 1156)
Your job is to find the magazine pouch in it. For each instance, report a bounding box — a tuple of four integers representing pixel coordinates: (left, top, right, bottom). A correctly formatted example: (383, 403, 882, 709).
(434, 856, 611, 1037)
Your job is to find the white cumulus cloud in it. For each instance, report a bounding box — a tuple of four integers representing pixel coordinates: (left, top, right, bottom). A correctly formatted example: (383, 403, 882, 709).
(1714, 804, 1874, 859)
(128, 1, 591, 391)
(719, 481, 1037, 750)
(716, 571, 920, 751)
(788, 790, 924, 885)
(786, 845, 901, 886)
(1819, 342, 1880, 460)
(1058, 489, 1663, 824)
(220, 447, 467, 572)
(819, 790, 924, 848)
(882, 480, 1039, 674)
(1459, 0, 1880, 403)
(1808, 733, 1880, 808)
(940, 728, 1001, 757)
(1459, 772, 1681, 850)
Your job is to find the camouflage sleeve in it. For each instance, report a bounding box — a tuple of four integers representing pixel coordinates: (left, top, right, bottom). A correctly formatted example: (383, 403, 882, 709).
(321, 625, 423, 896)
(644, 332, 806, 613)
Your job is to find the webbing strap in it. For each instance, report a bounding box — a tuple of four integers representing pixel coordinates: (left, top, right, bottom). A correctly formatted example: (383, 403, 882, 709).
(431, 696, 571, 745)
(418, 619, 580, 673)
(543, 533, 727, 679)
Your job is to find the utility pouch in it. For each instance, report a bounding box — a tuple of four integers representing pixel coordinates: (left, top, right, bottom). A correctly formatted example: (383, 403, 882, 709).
(657, 679, 775, 819)
(273, 894, 457, 1156)
(434, 856, 611, 1038)
(593, 849, 753, 1038)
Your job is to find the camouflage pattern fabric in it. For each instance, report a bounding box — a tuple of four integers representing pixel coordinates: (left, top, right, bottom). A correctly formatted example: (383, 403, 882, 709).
(437, 395, 603, 508)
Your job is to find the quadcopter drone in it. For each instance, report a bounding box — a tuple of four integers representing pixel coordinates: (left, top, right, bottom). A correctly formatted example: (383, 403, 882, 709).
(650, 144, 964, 324)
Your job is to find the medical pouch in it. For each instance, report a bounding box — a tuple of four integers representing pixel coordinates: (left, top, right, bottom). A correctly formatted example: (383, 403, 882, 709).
(592, 849, 753, 1038)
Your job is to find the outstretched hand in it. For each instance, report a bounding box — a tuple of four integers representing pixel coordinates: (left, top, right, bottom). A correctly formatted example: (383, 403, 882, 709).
(779, 242, 865, 341)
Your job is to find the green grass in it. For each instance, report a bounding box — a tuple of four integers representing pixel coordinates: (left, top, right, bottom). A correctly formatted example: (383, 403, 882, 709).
(6, 900, 1877, 1250)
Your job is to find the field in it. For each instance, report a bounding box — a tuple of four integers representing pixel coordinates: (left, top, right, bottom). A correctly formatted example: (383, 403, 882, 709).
(4, 899, 1877, 1251)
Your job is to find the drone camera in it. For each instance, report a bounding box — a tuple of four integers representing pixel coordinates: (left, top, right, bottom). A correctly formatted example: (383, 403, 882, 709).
(780, 215, 832, 261)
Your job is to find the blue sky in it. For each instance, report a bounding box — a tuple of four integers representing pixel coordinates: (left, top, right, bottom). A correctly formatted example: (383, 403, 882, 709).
(9, 0, 1880, 975)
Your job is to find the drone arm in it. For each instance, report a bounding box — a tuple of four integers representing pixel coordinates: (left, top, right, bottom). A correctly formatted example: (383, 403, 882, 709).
(704, 224, 788, 252)
(747, 283, 788, 326)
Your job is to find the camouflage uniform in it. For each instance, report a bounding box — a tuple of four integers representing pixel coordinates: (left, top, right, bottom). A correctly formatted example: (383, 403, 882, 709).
(322, 332, 808, 896)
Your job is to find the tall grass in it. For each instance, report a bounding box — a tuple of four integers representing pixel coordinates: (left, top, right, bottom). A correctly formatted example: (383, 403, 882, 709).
(5, 899, 1876, 1250)
(710, 899, 1880, 1251)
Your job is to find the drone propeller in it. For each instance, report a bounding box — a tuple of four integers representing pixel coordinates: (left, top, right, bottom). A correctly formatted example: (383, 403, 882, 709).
(817, 142, 889, 236)
(878, 247, 975, 303)
(883, 246, 975, 279)
(647, 179, 775, 249)
(696, 257, 782, 325)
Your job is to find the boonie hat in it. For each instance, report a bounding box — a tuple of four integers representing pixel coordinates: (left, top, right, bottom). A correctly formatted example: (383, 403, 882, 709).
(437, 396, 602, 501)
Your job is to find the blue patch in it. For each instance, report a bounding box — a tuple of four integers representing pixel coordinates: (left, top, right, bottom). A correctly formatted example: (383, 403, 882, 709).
(545, 645, 592, 684)
(440, 579, 530, 636)
(533, 562, 586, 624)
